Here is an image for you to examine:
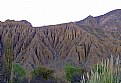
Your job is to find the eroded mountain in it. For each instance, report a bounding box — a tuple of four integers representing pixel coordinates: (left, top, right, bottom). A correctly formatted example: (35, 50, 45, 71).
(0, 9, 121, 74)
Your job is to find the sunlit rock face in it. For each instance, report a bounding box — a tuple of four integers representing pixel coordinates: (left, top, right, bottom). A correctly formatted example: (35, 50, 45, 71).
(0, 9, 121, 72)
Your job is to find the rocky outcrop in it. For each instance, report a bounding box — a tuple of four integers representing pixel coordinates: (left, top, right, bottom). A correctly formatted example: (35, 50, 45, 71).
(0, 9, 121, 73)
(19, 20, 32, 27)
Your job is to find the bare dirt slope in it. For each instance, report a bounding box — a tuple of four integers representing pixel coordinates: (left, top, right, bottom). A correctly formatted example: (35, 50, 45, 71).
(0, 9, 121, 72)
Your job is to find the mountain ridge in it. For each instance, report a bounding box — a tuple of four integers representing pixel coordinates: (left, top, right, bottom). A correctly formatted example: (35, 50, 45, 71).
(0, 9, 121, 77)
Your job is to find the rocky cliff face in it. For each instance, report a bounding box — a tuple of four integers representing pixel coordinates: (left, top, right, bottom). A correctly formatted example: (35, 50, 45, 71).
(0, 9, 121, 72)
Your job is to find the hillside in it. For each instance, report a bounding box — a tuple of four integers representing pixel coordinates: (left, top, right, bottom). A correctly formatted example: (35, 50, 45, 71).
(0, 9, 121, 74)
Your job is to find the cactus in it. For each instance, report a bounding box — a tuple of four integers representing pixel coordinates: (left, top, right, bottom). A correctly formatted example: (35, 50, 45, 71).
(4, 33, 13, 82)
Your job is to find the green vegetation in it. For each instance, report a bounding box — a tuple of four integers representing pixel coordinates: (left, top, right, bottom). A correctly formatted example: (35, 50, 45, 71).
(4, 33, 13, 82)
(64, 64, 87, 82)
(64, 64, 80, 81)
(63, 55, 121, 83)
(11, 63, 26, 83)
(3, 34, 121, 83)
(88, 55, 121, 83)
(12, 64, 26, 78)
(31, 66, 54, 80)
(4, 33, 26, 83)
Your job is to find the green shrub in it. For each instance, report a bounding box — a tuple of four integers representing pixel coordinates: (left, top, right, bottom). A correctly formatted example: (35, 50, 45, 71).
(31, 66, 54, 80)
(64, 55, 121, 83)
(64, 64, 82, 82)
(12, 63, 26, 83)
(12, 64, 26, 78)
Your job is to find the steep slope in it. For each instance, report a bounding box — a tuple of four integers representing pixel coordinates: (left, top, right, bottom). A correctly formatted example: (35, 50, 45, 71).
(76, 9, 121, 57)
(0, 9, 121, 73)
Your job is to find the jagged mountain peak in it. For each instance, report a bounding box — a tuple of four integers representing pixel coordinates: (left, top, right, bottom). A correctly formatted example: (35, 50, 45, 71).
(76, 15, 97, 28)
(85, 15, 94, 19)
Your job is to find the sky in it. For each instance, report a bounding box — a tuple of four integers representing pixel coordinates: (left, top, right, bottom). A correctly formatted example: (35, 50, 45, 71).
(0, 0, 121, 27)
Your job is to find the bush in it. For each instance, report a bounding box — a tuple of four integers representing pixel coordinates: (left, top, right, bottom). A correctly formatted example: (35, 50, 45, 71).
(12, 63, 26, 83)
(12, 64, 26, 78)
(31, 66, 54, 80)
(64, 55, 121, 83)
(64, 64, 86, 82)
